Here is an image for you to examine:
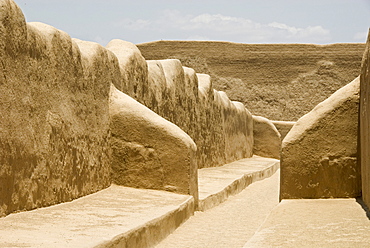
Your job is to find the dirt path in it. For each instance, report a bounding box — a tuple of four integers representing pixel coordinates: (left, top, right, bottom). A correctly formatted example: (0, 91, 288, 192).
(155, 170, 280, 248)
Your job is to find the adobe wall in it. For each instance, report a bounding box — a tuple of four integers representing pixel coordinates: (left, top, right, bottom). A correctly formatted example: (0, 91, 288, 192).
(253, 116, 281, 159)
(0, 0, 255, 216)
(109, 85, 198, 203)
(0, 1, 114, 216)
(359, 30, 370, 207)
(281, 76, 360, 199)
(281, 32, 370, 201)
(106, 39, 254, 168)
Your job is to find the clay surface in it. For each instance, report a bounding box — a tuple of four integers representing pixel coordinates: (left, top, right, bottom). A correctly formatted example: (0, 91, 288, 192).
(106, 39, 149, 103)
(281, 76, 360, 199)
(151, 60, 254, 168)
(0, 1, 114, 216)
(252, 116, 281, 159)
(360, 30, 370, 208)
(109, 85, 198, 202)
(106, 42, 255, 169)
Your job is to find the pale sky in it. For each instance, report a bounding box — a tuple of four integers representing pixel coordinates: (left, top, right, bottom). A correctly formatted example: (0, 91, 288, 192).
(13, 0, 370, 46)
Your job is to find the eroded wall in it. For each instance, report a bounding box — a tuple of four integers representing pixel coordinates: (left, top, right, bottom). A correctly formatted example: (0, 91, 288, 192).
(106, 39, 254, 168)
(253, 116, 281, 159)
(360, 30, 370, 207)
(0, 1, 115, 216)
(281, 76, 360, 199)
(109, 85, 198, 202)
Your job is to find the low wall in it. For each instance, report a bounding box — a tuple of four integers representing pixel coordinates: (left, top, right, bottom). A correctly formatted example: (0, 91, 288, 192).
(281, 76, 360, 199)
(109, 85, 198, 203)
(253, 116, 281, 159)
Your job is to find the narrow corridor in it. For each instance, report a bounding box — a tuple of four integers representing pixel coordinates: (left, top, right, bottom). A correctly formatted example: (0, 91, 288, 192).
(155, 170, 280, 248)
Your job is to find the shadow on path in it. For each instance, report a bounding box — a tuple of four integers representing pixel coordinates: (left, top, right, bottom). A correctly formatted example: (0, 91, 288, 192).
(356, 197, 370, 220)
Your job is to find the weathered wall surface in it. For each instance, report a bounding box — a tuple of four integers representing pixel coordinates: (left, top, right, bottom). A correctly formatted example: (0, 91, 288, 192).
(360, 30, 370, 208)
(253, 116, 281, 159)
(225, 100, 254, 162)
(0, 0, 115, 216)
(106, 39, 254, 168)
(109, 85, 198, 203)
(106, 39, 149, 104)
(281, 76, 360, 199)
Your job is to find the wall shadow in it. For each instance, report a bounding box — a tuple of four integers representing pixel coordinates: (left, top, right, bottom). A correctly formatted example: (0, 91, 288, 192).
(356, 197, 370, 220)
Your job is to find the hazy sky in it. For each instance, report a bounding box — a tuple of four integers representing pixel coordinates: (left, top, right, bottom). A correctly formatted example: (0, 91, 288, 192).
(13, 0, 370, 46)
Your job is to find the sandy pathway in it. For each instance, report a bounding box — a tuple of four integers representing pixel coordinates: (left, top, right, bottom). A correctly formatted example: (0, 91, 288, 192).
(245, 198, 370, 248)
(155, 169, 280, 248)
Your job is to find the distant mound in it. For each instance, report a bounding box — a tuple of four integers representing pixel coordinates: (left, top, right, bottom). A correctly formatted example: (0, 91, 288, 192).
(137, 41, 365, 121)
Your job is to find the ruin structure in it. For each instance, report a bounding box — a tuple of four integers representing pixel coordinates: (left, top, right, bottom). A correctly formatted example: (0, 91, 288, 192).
(0, 0, 280, 216)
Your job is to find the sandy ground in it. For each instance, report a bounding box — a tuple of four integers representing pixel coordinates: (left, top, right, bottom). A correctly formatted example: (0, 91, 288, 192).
(244, 198, 370, 248)
(155, 170, 280, 248)
(0, 156, 278, 248)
